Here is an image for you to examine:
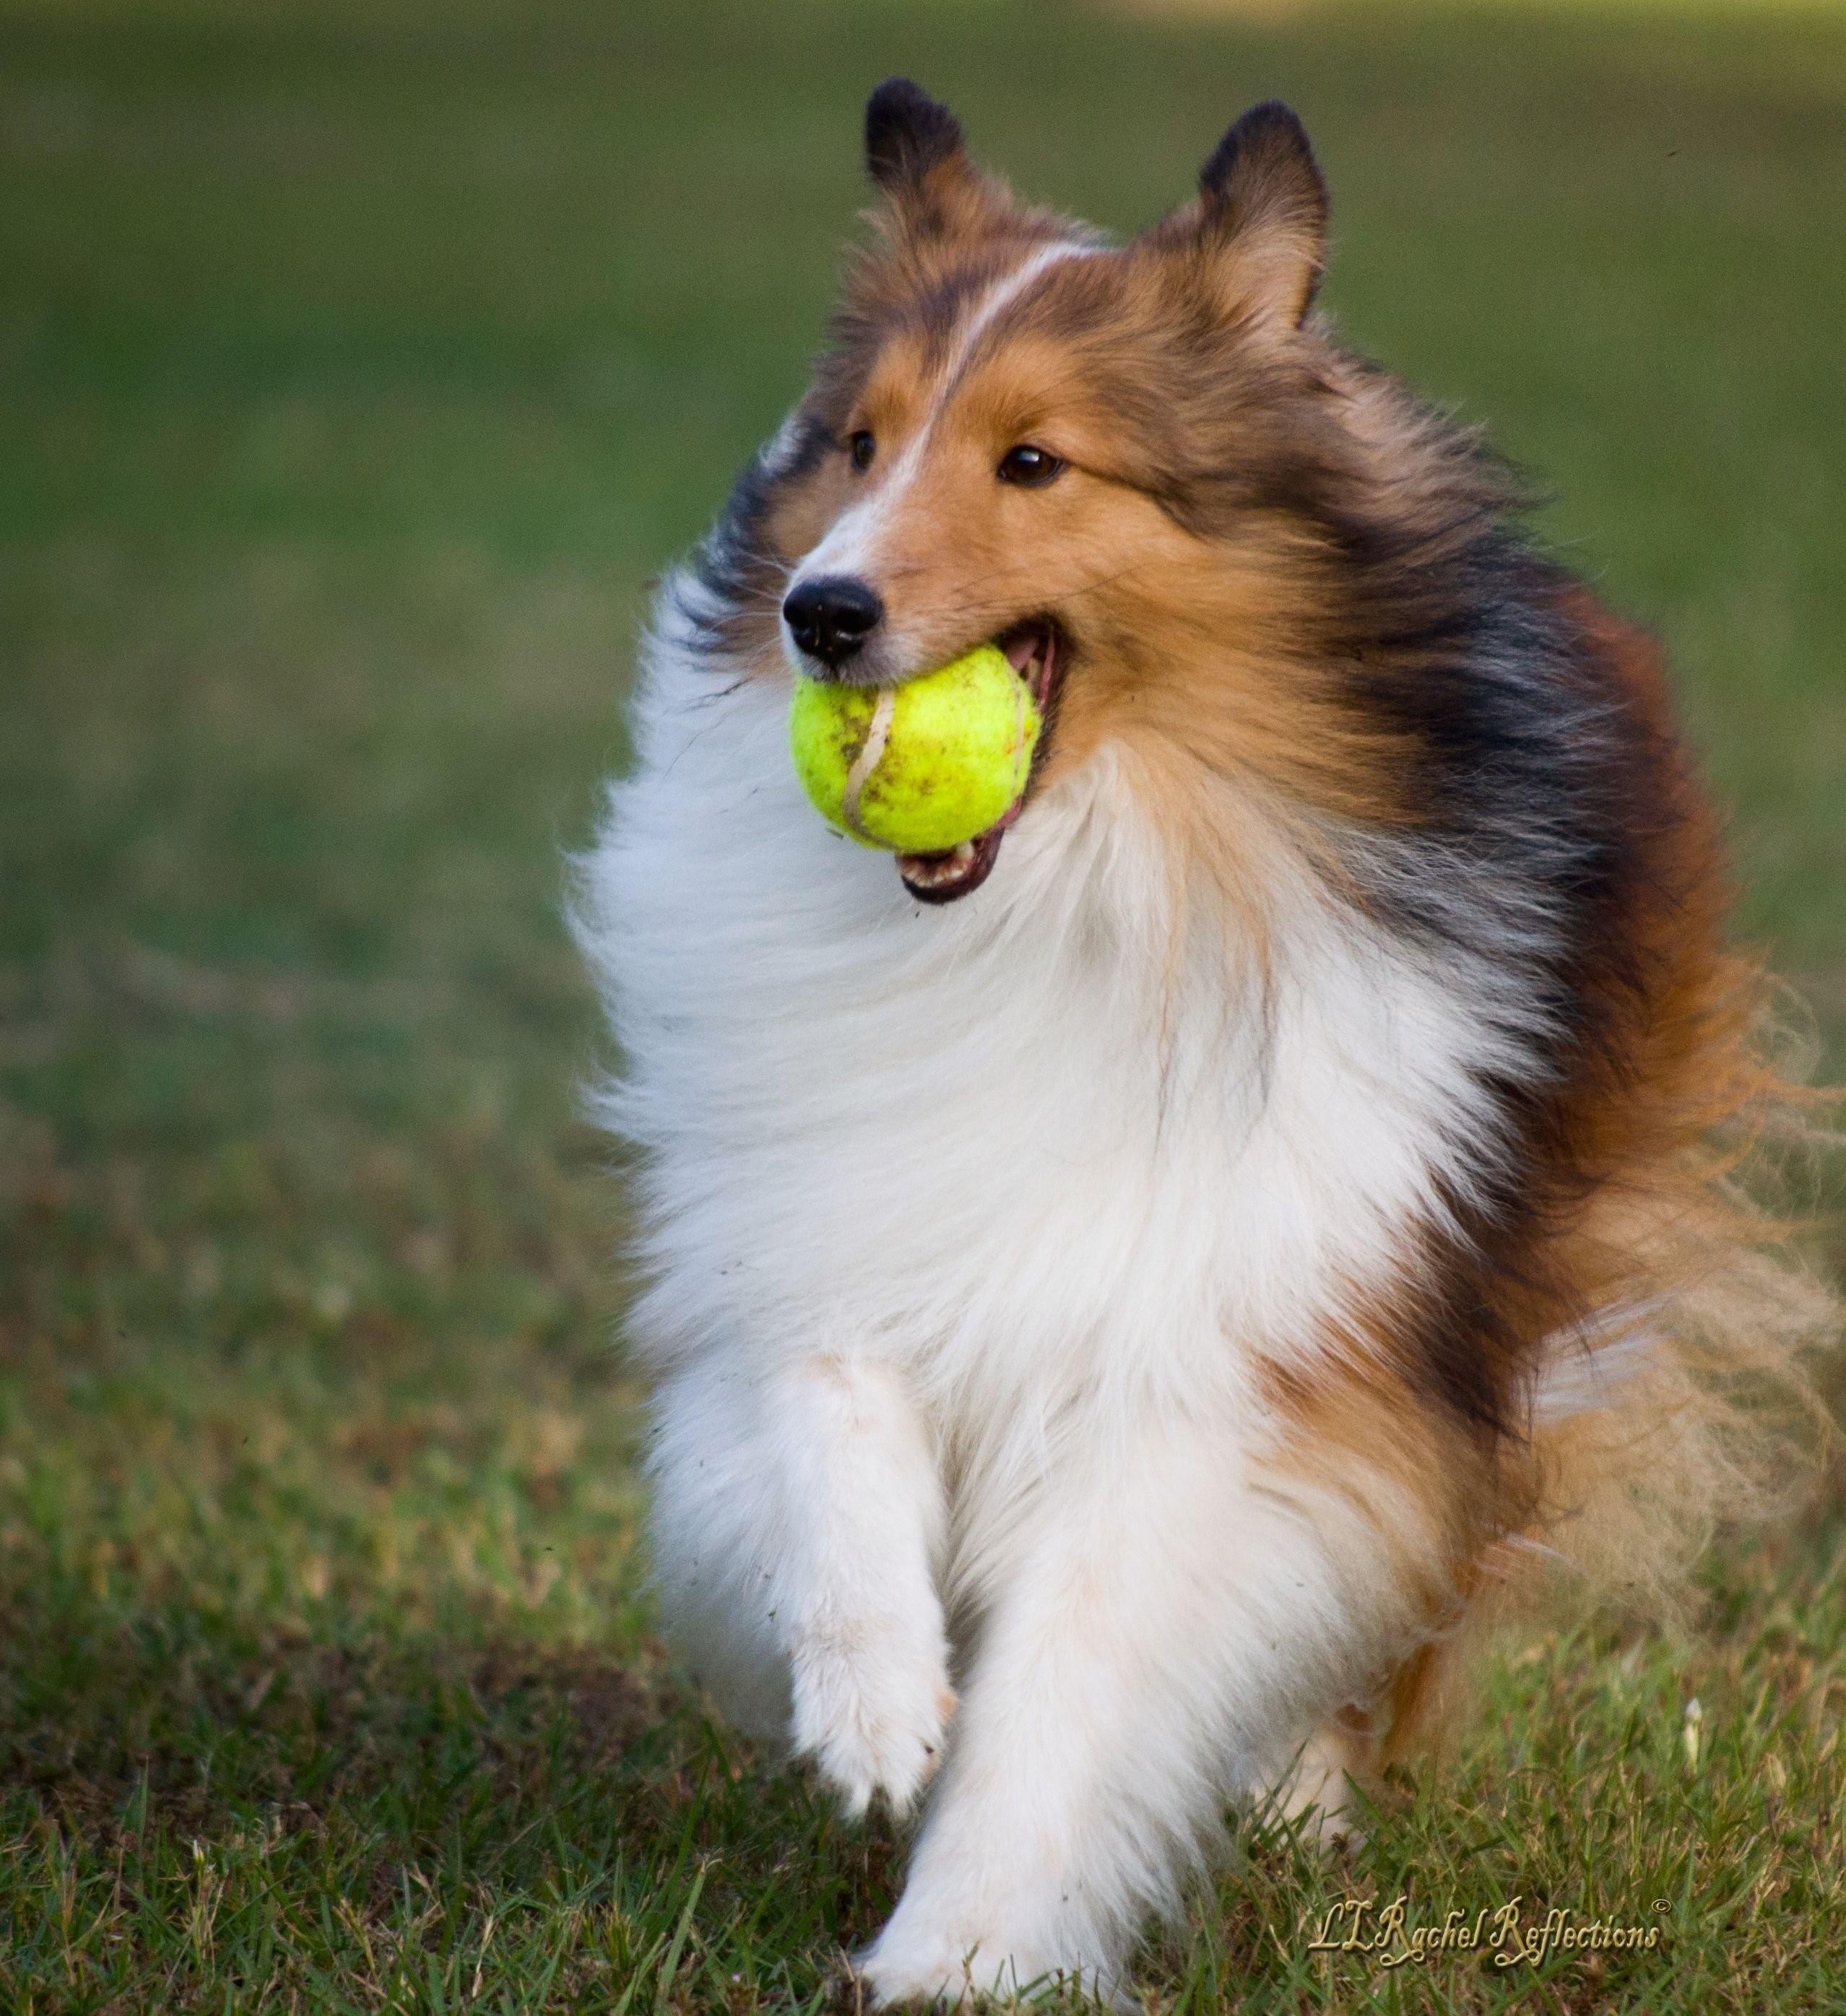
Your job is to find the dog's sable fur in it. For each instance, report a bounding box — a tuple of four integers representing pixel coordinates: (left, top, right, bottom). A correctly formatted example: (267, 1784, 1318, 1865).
(576, 79, 1835, 2005)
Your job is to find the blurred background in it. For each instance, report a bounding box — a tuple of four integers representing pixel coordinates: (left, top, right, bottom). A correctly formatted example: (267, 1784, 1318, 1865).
(3, 1, 1843, 2009)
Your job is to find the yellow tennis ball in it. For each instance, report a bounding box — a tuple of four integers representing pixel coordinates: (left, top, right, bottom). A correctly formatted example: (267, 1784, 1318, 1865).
(789, 644, 1042, 854)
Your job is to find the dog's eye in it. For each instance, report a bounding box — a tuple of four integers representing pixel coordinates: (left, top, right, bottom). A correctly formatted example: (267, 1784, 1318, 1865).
(847, 431, 876, 474)
(997, 444, 1064, 488)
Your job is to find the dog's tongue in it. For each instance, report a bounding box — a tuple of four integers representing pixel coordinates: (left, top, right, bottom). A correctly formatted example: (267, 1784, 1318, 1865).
(1002, 621, 1056, 706)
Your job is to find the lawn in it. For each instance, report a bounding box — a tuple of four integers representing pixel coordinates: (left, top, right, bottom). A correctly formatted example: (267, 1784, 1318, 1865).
(2, 1, 1844, 2009)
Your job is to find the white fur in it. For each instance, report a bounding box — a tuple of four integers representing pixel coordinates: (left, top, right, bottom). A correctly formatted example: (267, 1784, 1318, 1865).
(574, 551, 1537, 1999)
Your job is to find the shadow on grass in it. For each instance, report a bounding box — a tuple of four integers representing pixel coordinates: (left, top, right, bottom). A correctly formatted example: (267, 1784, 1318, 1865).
(0, 1587, 914, 2010)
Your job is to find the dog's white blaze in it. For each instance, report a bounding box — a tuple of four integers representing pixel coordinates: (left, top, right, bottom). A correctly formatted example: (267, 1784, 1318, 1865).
(782, 240, 1095, 672)
(576, 596, 1536, 1997)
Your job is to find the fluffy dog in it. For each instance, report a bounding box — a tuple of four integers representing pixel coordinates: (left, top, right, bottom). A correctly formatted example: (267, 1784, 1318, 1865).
(576, 80, 1832, 2004)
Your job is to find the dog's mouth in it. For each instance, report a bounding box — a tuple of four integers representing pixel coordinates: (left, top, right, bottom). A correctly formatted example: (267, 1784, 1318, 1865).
(897, 618, 1062, 906)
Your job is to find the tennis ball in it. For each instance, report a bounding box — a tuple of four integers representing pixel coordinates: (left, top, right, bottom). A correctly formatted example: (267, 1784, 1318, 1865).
(789, 644, 1041, 854)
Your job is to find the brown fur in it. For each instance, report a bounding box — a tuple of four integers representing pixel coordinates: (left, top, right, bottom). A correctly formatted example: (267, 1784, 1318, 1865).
(1254, 602, 1837, 1776)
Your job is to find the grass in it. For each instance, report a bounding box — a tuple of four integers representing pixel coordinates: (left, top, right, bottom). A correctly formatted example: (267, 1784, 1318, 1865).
(2, 0, 1844, 2008)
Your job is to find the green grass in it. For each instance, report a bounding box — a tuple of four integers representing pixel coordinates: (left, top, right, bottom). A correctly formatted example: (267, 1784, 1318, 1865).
(2, 1, 1844, 2008)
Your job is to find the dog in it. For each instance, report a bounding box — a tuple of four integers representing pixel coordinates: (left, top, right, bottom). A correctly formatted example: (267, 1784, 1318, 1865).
(575, 79, 1834, 2005)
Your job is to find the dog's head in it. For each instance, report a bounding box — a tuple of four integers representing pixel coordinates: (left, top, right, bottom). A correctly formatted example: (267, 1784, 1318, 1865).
(715, 80, 1504, 903)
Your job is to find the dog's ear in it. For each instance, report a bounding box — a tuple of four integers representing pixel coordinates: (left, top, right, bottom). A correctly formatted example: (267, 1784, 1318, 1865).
(865, 78, 965, 194)
(1150, 101, 1328, 332)
(862, 78, 993, 242)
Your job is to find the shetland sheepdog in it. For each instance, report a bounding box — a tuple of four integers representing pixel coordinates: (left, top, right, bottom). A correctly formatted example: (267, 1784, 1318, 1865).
(576, 80, 1834, 2006)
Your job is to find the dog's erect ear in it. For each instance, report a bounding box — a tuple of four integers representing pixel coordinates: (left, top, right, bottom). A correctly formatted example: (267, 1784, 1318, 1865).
(1154, 101, 1328, 331)
(864, 78, 966, 194)
(862, 77, 998, 246)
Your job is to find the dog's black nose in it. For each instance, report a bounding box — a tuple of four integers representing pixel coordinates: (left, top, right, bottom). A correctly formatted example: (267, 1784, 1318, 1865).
(783, 576, 883, 670)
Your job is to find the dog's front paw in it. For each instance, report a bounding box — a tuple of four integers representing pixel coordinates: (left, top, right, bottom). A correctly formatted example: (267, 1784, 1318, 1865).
(857, 1916, 1122, 2011)
(789, 1612, 954, 1818)
(854, 1935, 978, 2010)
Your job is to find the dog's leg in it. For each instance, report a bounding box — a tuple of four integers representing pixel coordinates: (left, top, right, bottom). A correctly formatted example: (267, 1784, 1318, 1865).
(1259, 1713, 1375, 1842)
(859, 1406, 1371, 2007)
(648, 1351, 952, 1817)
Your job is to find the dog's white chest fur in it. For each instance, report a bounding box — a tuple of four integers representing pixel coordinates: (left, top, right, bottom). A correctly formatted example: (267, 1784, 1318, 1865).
(581, 603, 1507, 1417)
